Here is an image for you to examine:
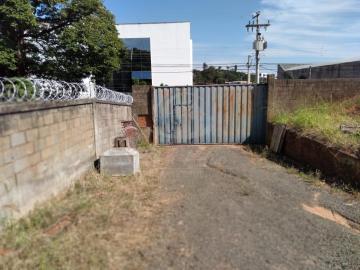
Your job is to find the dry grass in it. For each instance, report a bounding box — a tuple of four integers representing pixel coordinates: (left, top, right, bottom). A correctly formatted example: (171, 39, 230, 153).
(0, 146, 164, 270)
(273, 96, 360, 153)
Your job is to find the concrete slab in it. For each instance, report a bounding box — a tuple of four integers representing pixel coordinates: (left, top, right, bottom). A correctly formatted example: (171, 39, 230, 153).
(100, 148, 140, 176)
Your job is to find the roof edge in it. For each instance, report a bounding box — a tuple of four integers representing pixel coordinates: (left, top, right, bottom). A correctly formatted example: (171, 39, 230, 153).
(282, 59, 360, 71)
(117, 21, 191, 26)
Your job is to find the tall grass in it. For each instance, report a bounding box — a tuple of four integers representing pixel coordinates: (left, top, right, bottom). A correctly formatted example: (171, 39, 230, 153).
(273, 97, 360, 152)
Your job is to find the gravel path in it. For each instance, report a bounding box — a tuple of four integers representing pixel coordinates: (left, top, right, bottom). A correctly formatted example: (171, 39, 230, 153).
(143, 145, 360, 270)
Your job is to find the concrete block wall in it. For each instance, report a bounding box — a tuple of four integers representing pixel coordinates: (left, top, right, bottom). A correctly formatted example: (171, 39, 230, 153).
(132, 85, 152, 116)
(0, 100, 131, 220)
(132, 86, 153, 142)
(94, 102, 132, 157)
(279, 61, 360, 80)
(267, 77, 360, 119)
(267, 124, 360, 188)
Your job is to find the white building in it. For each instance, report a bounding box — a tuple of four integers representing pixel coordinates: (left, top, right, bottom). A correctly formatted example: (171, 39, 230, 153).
(116, 22, 193, 88)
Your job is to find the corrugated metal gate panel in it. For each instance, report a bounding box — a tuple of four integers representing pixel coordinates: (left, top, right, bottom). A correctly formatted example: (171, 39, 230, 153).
(153, 84, 267, 145)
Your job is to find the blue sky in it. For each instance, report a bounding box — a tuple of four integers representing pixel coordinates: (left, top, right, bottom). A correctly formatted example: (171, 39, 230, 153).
(104, 0, 360, 71)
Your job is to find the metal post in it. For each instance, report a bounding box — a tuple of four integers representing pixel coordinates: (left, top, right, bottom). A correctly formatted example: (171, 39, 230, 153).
(90, 81, 96, 99)
(89, 74, 96, 98)
(255, 14, 260, 84)
(256, 50, 260, 84)
(245, 11, 270, 84)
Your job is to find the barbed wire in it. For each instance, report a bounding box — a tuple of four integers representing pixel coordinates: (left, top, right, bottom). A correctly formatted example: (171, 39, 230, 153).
(0, 77, 133, 105)
(95, 85, 133, 104)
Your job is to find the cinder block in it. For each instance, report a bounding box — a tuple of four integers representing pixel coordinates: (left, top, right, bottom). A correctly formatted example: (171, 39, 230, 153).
(41, 146, 55, 160)
(16, 166, 36, 184)
(58, 122, 67, 132)
(0, 154, 5, 167)
(45, 135, 56, 147)
(100, 148, 140, 176)
(18, 116, 33, 131)
(0, 163, 14, 182)
(26, 129, 39, 141)
(0, 136, 10, 151)
(2, 143, 34, 166)
(14, 157, 30, 173)
(38, 126, 50, 138)
(10, 132, 26, 147)
(0, 115, 18, 136)
(14, 153, 41, 173)
(52, 111, 62, 123)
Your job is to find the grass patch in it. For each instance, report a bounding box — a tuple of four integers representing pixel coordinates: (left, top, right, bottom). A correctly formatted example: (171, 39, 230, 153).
(273, 96, 360, 153)
(136, 138, 152, 152)
(0, 147, 163, 269)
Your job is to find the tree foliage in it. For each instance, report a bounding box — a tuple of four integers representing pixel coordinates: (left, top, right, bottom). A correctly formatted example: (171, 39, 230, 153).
(0, 0, 122, 82)
(193, 64, 248, 85)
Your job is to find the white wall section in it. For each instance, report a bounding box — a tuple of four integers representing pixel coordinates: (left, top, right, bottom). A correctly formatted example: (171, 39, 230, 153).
(117, 22, 193, 86)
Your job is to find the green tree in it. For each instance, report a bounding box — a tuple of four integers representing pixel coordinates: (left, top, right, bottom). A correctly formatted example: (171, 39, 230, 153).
(0, 0, 122, 83)
(0, 0, 37, 74)
(194, 63, 247, 85)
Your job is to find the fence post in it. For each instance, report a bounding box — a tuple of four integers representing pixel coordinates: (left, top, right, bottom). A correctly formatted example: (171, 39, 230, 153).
(82, 75, 96, 99)
(89, 80, 96, 99)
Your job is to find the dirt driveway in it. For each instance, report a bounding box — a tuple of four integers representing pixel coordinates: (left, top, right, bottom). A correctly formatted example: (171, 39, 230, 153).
(1, 145, 359, 269)
(143, 145, 360, 270)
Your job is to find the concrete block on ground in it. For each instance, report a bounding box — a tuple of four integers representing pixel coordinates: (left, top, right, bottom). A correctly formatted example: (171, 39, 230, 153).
(100, 148, 140, 176)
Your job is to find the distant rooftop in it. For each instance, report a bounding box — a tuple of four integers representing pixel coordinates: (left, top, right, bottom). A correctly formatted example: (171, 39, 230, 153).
(118, 21, 190, 26)
(278, 64, 306, 71)
(281, 58, 360, 71)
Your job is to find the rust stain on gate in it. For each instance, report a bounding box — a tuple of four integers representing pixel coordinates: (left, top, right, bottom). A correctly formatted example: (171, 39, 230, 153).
(153, 84, 267, 145)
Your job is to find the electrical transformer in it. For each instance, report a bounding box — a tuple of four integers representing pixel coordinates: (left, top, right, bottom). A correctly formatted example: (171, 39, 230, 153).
(253, 40, 268, 51)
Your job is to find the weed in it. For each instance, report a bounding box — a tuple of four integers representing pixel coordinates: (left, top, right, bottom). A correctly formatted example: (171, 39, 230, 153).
(137, 138, 152, 152)
(273, 96, 360, 153)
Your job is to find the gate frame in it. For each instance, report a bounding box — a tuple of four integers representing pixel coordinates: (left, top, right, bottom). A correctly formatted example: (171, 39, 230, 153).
(151, 86, 159, 145)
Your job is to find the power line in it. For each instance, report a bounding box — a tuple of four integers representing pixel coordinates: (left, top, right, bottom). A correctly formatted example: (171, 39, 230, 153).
(118, 63, 280, 68)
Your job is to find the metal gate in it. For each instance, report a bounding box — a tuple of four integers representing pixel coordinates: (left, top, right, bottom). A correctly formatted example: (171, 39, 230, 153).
(153, 84, 267, 145)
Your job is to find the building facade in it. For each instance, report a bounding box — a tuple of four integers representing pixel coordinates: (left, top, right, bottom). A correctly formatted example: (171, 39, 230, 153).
(107, 22, 193, 92)
(278, 60, 360, 80)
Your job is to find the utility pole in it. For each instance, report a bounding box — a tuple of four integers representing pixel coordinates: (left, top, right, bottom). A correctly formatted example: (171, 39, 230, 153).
(246, 55, 252, 84)
(246, 11, 270, 83)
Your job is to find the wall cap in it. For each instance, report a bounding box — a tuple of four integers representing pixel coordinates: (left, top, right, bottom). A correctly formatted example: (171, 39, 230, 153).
(0, 99, 131, 115)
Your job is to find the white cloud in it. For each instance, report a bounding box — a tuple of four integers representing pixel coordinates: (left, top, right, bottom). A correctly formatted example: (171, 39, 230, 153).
(260, 0, 360, 62)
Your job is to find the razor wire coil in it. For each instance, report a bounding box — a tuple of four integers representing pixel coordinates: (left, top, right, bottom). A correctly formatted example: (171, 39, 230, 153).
(0, 77, 133, 105)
